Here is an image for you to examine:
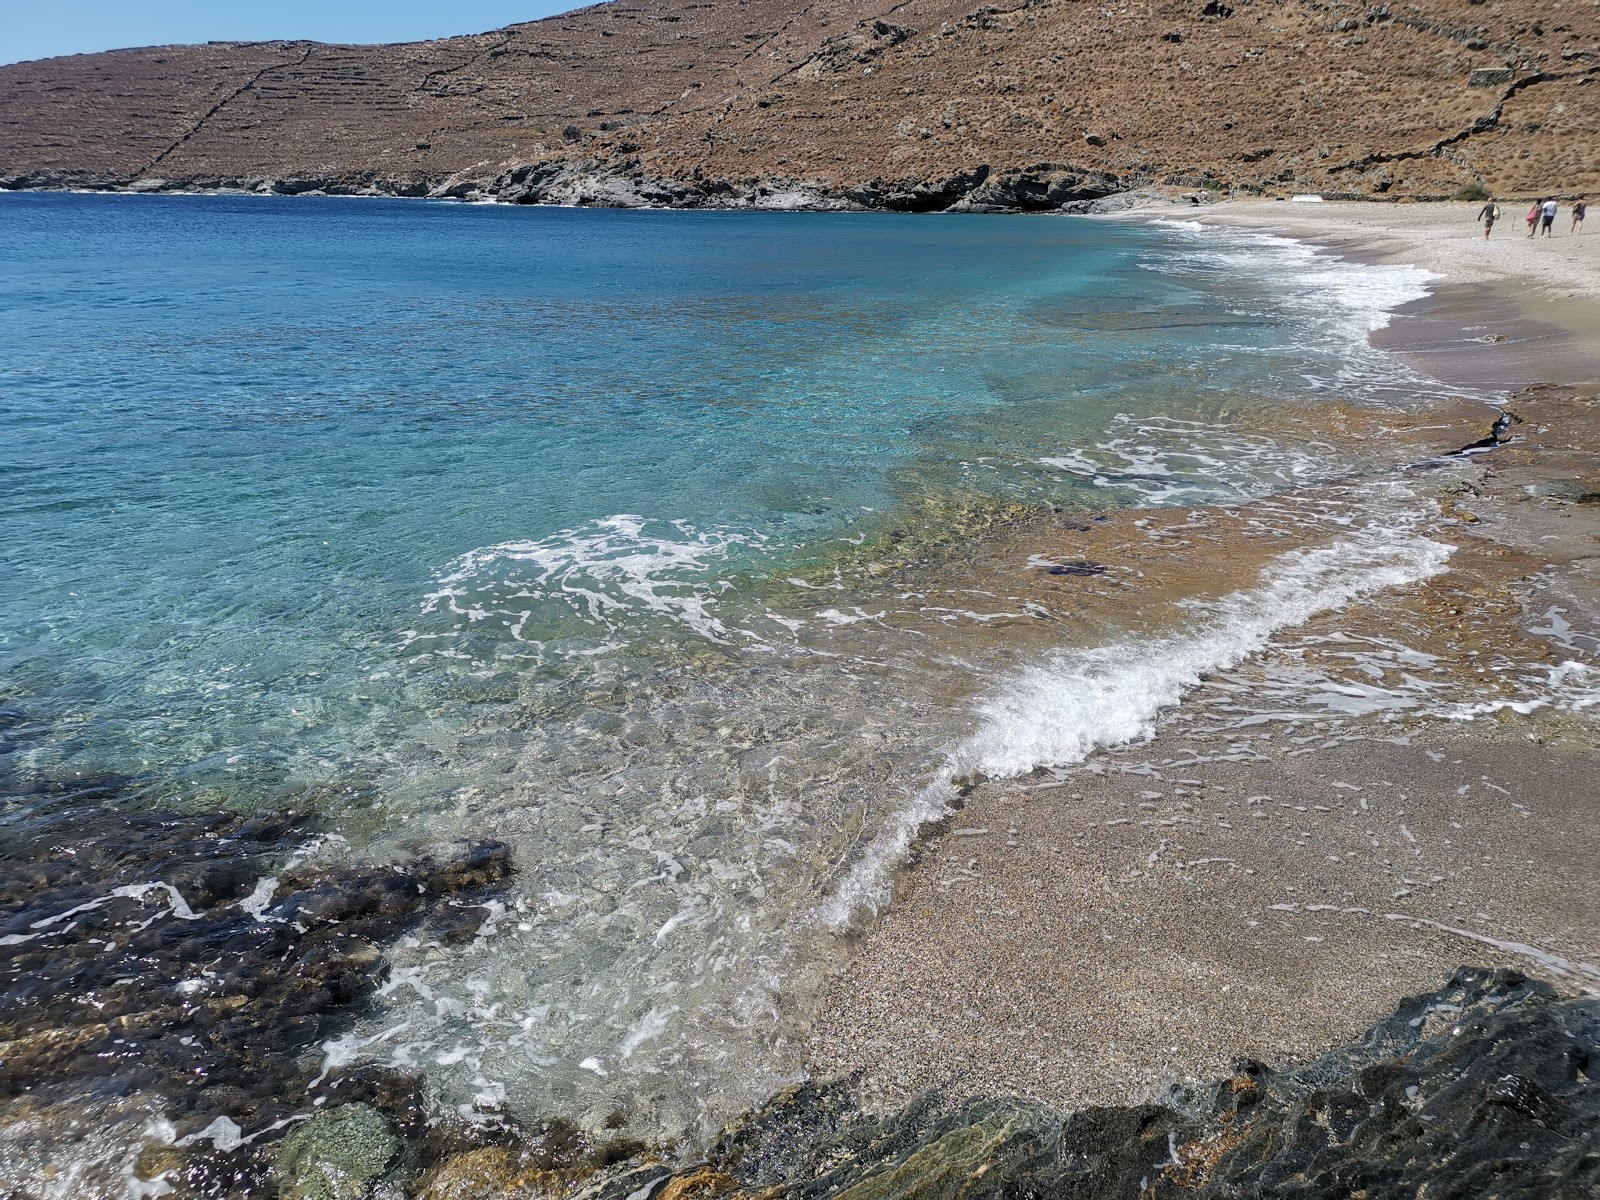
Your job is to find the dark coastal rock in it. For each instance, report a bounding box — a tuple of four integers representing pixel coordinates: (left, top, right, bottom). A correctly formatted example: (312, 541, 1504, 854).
(960, 165, 1122, 212)
(0, 763, 515, 1195)
(268, 177, 336, 195)
(847, 167, 992, 212)
(0, 169, 128, 192)
(1045, 561, 1107, 576)
(0, 154, 1124, 216)
(484, 159, 1122, 215)
(664, 968, 1598, 1199)
(491, 159, 862, 211)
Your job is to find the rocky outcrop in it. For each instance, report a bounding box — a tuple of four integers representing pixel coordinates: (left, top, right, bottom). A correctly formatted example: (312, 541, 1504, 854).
(489, 158, 861, 209)
(959, 164, 1124, 211)
(691, 967, 1600, 1198)
(351, 966, 1599, 1200)
(0, 762, 516, 1196)
(3, 0, 1598, 209)
(482, 159, 1132, 212)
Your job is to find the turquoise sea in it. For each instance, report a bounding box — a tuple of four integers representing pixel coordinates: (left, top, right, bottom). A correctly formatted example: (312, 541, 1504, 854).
(1, 193, 1458, 1149)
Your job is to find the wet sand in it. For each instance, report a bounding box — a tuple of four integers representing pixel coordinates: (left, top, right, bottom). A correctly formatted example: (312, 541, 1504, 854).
(804, 203, 1600, 1113)
(808, 725, 1599, 1112)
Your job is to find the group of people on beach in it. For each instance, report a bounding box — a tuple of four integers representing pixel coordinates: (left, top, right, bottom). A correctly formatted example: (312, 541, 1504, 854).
(1477, 195, 1586, 238)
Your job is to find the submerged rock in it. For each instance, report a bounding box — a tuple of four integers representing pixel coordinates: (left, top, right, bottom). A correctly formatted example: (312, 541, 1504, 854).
(0, 764, 515, 1196)
(1044, 561, 1106, 576)
(276, 1103, 400, 1200)
(414, 1146, 533, 1200)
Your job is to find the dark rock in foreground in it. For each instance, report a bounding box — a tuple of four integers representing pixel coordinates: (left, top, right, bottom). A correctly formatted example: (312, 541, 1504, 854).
(0, 768, 515, 1196)
(3, 761, 1594, 1196)
(619, 967, 1596, 1200)
(275, 966, 1599, 1197)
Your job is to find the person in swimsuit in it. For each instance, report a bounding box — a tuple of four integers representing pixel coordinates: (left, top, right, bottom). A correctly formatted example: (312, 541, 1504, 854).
(1477, 199, 1501, 238)
(1573, 199, 1587, 234)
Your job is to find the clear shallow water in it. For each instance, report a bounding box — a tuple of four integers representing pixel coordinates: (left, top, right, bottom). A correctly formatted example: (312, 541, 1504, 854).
(1, 193, 1459, 1142)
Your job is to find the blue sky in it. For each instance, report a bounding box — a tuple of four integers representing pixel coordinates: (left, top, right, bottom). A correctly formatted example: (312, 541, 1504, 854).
(3, 2, 581, 66)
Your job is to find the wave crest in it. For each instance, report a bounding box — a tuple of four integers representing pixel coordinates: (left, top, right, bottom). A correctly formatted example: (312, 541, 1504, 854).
(818, 493, 1452, 927)
(415, 515, 766, 653)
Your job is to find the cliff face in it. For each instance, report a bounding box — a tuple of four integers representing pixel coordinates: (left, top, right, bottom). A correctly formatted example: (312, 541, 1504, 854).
(2, 0, 1597, 207)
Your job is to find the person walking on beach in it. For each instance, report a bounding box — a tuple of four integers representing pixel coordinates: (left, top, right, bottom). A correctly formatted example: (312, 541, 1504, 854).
(1526, 201, 1541, 237)
(1573, 198, 1587, 234)
(1477, 198, 1501, 238)
(1540, 196, 1559, 237)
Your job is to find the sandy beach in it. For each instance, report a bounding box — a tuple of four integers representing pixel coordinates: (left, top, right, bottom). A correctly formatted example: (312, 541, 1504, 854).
(1191, 198, 1600, 371)
(804, 200, 1600, 1114)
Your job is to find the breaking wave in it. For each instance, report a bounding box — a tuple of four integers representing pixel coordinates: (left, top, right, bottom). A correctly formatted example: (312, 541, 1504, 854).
(819, 490, 1454, 927)
(413, 515, 771, 656)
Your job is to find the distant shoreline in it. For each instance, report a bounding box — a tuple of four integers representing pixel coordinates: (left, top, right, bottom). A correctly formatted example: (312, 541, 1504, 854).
(10, 170, 1585, 218)
(1171, 198, 1600, 374)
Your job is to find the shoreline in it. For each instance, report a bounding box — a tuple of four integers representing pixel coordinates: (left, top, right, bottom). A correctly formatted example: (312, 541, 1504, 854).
(805, 201, 1600, 1114)
(0, 168, 1149, 214)
(0, 176, 1206, 216)
(7, 197, 1598, 1196)
(1178, 199, 1600, 375)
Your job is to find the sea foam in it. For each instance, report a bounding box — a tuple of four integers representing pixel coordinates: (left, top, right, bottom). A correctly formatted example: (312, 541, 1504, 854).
(1146, 217, 1460, 404)
(417, 514, 767, 652)
(818, 490, 1452, 927)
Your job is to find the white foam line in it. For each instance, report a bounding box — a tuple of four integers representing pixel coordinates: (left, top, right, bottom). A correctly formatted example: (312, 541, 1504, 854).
(238, 876, 279, 921)
(1148, 216, 1441, 337)
(421, 514, 765, 649)
(167, 1112, 309, 1155)
(25, 881, 201, 933)
(1381, 913, 1600, 990)
(311, 1023, 412, 1088)
(1264, 902, 1600, 990)
(817, 507, 1450, 928)
(965, 518, 1449, 779)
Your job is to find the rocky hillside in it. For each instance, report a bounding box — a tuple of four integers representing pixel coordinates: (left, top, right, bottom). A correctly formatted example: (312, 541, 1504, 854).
(3, 0, 1598, 208)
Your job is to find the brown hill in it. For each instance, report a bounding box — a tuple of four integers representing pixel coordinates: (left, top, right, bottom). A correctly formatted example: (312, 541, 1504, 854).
(2, 0, 1597, 208)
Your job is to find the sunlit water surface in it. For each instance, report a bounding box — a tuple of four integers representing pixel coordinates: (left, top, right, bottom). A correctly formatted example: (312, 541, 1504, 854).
(2, 194, 1471, 1139)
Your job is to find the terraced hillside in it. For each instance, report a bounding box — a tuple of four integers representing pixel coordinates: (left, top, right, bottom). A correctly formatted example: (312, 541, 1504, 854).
(2, 0, 1598, 206)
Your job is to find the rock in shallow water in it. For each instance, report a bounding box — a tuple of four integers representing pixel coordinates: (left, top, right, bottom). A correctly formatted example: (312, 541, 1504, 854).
(275, 1103, 401, 1200)
(4, 762, 1595, 1197)
(0, 766, 515, 1195)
